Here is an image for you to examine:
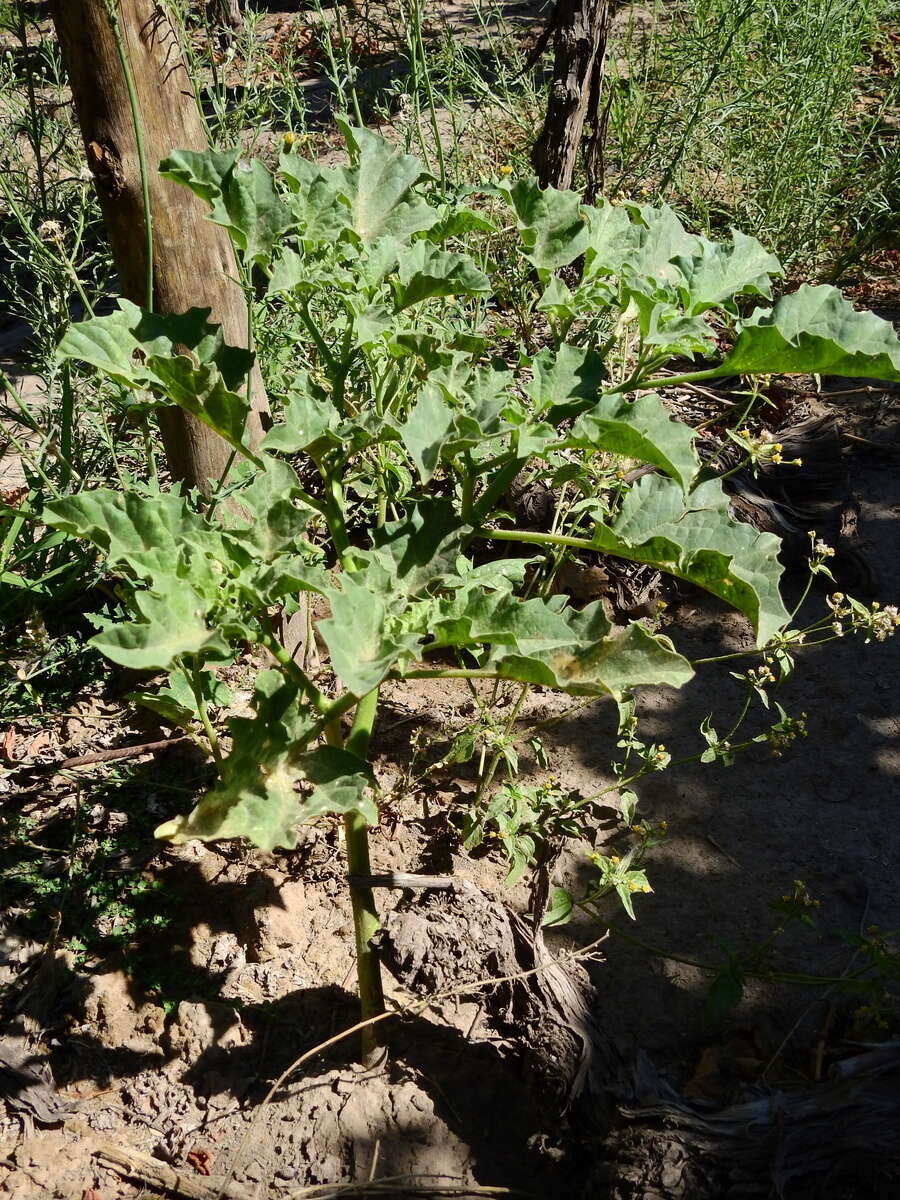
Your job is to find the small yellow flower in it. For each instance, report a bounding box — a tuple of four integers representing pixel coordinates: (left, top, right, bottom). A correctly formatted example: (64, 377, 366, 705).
(659, 821, 669, 831)
(792, 458, 803, 466)
(499, 164, 513, 176)
(739, 428, 752, 439)
(283, 131, 296, 146)
(771, 452, 783, 464)
(641, 883, 652, 893)
(631, 824, 642, 834)
(628, 881, 639, 892)
(615, 469, 627, 480)
(610, 855, 621, 865)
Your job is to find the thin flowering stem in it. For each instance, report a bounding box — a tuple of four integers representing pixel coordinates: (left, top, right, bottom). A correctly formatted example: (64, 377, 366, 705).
(598, 923, 878, 988)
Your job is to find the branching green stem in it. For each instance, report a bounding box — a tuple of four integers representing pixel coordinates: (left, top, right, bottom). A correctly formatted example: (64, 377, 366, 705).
(297, 297, 338, 374)
(473, 682, 529, 806)
(613, 366, 729, 394)
(186, 658, 223, 763)
(601, 922, 873, 988)
(258, 628, 330, 713)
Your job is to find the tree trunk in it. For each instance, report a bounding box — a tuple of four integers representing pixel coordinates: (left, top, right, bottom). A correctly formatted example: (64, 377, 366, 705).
(49, 0, 268, 494)
(532, 0, 613, 193)
(207, 0, 242, 30)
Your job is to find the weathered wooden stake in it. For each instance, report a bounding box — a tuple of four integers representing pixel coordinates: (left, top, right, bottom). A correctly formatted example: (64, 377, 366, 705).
(49, 0, 268, 493)
(532, 0, 613, 193)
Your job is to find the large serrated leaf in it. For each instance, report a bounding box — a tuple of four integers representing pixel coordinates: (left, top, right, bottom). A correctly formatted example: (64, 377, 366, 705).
(504, 178, 589, 273)
(155, 674, 375, 851)
(42, 486, 221, 581)
(370, 500, 469, 596)
(721, 284, 900, 381)
(674, 231, 781, 316)
(529, 344, 607, 422)
(624, 203, 701, 287)
(394, 242, 490, 309)
(145, 354, 258, 463)
(593, 475, 788, 644)
(563, 392, 697, 494)
(336, 123, 438, 244)
(267, 246, 341, 295)
(90, 581, 229, 670)
(57, 303, 257, 459)
(581, 199, 636, 281)
(58, 301, 253, 391)
(222, 457, 314, 562)
(159, 147, 240, 205)
(493, 619, 693, 695)
(319, 574, 418, 694)
(625, 290, 716, 357)
(430, 590, 691, 695)
(262, 374, 341, 457)
(401, 385, 454, 481)
(208, 159, 293, 264)
(277, 152, 350, 242)
(298, 744, 378, 825)
(164, 151, 293, 264)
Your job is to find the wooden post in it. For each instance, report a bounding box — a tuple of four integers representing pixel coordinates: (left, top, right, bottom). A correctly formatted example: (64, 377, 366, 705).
(49, 0, 268, 494)
(531, 0, 613, 193)
(207, 0, 242, 31)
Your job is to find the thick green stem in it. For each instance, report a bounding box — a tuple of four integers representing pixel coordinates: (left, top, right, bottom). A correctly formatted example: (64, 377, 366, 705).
(478, 526, 595, 553)
(258, 628, 330, 712)
(325, 472, 352, 566)
(186, 658, 223, 764)
(613, 366, 729, 394)
(327, 692, 386, 1065)
(297, 296, 338, 373)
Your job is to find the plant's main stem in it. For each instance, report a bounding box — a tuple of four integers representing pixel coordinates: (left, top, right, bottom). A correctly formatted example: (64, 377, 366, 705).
(328, 688, 386, 1065)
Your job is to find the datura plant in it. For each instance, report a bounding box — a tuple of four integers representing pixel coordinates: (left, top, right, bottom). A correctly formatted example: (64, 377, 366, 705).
(45, 124, 900, 1060)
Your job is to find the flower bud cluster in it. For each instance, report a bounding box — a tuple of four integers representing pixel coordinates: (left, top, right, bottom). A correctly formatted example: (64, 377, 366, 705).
(827, 593, 900, 643)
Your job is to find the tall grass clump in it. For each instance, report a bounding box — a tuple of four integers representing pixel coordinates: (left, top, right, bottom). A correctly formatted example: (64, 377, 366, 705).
(604, 0, 899, 275)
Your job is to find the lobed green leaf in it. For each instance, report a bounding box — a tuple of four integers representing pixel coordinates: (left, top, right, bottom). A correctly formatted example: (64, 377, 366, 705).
(722, 284, 900, 381)
(592, 475, 788, 644)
